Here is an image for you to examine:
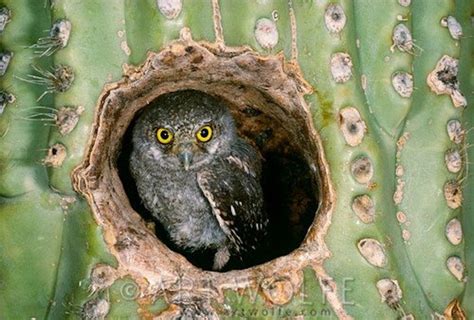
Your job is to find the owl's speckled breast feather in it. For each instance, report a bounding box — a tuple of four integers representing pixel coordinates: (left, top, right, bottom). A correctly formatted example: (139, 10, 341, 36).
(131, 155, 228, 251)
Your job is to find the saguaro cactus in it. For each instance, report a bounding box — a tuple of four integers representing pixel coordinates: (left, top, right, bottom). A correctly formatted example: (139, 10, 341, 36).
(0, 0, 472, 319)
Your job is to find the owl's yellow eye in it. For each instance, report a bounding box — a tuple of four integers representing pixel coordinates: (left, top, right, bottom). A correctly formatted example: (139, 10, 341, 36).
(196, 125, 213, 143)
(156, 128, 174, 144)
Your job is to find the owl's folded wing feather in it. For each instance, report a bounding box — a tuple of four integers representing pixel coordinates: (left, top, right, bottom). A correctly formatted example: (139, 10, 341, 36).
(197, 155, 267, 254)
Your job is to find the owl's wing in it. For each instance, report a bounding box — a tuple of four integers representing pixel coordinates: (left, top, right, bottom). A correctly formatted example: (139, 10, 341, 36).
(197, 154, 267, 254)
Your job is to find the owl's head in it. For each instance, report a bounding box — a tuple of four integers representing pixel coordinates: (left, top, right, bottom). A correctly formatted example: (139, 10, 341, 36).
(131, 90, 237, 171)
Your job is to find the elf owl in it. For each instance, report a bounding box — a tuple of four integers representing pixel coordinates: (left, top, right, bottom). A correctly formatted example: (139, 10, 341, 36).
(129, 90, 268, 270)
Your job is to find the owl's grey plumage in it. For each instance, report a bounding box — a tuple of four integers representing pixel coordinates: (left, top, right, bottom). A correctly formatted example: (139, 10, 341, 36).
(129, 90, 268, 270)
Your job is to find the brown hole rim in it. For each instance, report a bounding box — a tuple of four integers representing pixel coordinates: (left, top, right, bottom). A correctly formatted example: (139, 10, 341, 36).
(72, 30, 335, 306)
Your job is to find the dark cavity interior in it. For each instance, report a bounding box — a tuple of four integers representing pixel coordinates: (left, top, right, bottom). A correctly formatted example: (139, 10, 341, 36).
(117, 89, 319, 271)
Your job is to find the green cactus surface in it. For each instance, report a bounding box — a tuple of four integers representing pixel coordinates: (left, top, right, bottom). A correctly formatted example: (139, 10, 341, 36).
(0, 0, 472, 319)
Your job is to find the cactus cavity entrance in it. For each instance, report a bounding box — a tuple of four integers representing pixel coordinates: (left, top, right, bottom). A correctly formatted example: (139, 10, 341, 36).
(73, 30, 334, 305)
(118, 88, 319, 270)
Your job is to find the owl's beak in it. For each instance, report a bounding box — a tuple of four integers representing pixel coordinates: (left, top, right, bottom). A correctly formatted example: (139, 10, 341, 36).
(179, 151, 193, 170)
(176, 143, 194, 170)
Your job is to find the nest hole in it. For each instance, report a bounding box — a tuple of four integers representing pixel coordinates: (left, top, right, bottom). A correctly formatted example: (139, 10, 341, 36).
(117, 88, 320, 271)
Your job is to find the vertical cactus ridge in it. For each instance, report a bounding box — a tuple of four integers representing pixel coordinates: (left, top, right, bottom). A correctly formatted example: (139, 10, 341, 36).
(45, 1, 130, 194)
(396, 0, 466, 310)
(0, 0, 472, 318)
(0, 0, 52, 196)
(459, 0, 474, 314)
(0, 3, 58, 316)
(353, 1, 413, 136)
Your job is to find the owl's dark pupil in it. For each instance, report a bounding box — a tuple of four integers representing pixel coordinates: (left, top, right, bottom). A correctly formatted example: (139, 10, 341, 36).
(161, 131, 169, 140)
(200, 128, 209, 138)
